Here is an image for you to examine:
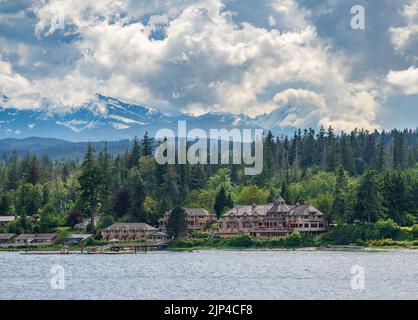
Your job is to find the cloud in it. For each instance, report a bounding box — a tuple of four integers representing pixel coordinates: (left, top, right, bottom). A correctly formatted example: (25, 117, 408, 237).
(0, 0, 416, 131)
(386, 66, 418, 94)
(264, 89, 326, 129)
(390, 1, 418, 56)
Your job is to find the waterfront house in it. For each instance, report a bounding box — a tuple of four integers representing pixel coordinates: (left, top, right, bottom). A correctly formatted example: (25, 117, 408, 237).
(0, 233, 16, 246)
(15, 234, 36, 245)
(15, 233, 57, 246)
(74, 217, 100, 231)
(218, 197, 327, 238)
(0, 216, 16, 227)
(62, 234, 92, 245)
(102, 223, 159, 241)
(159, 208, 216, 235)
(32, 234, 57, 245)
(145, 231, 171, 243)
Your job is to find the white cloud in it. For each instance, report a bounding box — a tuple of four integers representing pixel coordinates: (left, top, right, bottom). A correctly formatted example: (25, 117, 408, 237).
(386, 66, 418, 94)
(390, 1, 418, 55)
(0, 0, 385, 131)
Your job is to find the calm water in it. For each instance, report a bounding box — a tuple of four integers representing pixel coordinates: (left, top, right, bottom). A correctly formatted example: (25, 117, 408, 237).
(1, 250, 418, 300)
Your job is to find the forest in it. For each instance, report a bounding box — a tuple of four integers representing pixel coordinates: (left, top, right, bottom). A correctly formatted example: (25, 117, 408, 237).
(1, 127, 418, 245)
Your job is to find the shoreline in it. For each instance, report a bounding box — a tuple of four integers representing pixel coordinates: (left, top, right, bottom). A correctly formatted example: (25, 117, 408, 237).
(2, 245, 418, 255)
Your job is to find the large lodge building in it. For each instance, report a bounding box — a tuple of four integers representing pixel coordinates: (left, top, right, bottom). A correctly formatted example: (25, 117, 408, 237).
(218, 197, 327, 238)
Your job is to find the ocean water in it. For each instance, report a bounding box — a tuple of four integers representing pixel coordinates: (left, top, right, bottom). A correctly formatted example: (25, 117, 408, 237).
(1, 250, 417, 300)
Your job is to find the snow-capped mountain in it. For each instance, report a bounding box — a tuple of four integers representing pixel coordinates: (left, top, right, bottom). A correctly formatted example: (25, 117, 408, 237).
(0, 94, 289, 141)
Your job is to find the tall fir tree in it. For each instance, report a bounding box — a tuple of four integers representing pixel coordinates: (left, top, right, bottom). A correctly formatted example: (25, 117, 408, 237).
(166, 206, 187, 239)
(353, 169, 383, 224)
(78, 142, 101, 233)
(141, 131, 153, 157)
(128, 136, 141, 169)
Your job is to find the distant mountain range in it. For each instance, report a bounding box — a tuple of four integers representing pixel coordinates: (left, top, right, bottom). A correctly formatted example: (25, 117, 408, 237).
(0, 93, 291, 142)
(0, 136, 131, 160)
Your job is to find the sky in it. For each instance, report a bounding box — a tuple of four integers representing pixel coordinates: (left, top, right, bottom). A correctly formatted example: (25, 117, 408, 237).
(0, 0, 417, 131)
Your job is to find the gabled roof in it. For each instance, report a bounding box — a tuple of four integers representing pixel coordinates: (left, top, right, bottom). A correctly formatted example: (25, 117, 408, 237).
(0, 233, 16, 240)
(223, 202, 324, 218)
(289, 205, 323, 217)
(15, 234, 36, 241)
(224, 205, 272, 217)
(63, 234, 92, 241)
(105, 223, 158, 231)
(147, 231, 169, 237)
(0, 216, 15, 222)
(164, 208, 214, 217)
(33, 233, 57, 240)
(185, 208, 213, 216)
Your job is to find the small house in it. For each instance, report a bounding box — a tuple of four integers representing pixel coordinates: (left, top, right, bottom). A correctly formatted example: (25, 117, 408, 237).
(102, 223, 158, 241)
(32, 234, 57, 245)
(15, 234, 35, 246)
(0, 233, 16, 246)
(15, 234, 57, 246)
(62, 234, 92, 245)
(145, 231, 171, 243)
(0, 216, 16, 227)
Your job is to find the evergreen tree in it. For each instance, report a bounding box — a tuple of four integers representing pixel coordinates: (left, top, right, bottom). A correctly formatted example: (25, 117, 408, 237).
(353, 169, 383, 223)
(326, 127, 337, 172)
(141, 131, 153, 157)
(214, 185, 233, 218)
(382, 171, 407, 225)
(130, 170, 146, 222)
(0, 193, 12, 215)
(23, 154, 41, 185)
(340, 134, 355, 174)
(128, 137, 141, 169)
(112, 187, 132, 219)
(393, 131, 405, 169)
(376, 136, 386, 172)
(166, 206, 187, 239)
(78, 142, 101, 233)
(7, 150, 19, 190)
(98, 143, 113, 214)
(333, 166, 349, 222)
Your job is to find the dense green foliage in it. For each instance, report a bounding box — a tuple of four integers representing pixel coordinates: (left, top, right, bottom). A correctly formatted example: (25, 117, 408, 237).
(1, 127, 418, 245)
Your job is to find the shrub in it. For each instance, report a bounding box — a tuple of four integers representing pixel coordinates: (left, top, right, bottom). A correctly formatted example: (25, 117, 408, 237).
(411, 225, 418, 239)
(229, 234, 254, 247)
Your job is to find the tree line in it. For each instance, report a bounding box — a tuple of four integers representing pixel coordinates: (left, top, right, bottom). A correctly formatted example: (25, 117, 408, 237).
(0, 127, 418, 237)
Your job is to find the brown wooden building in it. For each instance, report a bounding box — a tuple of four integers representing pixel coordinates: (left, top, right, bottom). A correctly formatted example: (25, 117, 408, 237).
(102, 223, 169, 242)
(159, 208, 216, 235)
(218, 197, 327, 238)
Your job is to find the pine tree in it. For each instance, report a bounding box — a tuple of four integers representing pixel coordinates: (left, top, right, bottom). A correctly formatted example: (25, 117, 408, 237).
(128, 137, 141, 169)
(130, 170, 146, 222)
(340, 134, 355, 174)
(78, 142, 101, 233)
(214, 185, 233, 218)
(382, 171, 407, 225)
(326, 127, 337, 172)
(393, 131, 405, 169)
(23, 154, 41, 185)
(0, 193, 12, 215)
(112, 187, 132, 219)
(166, 206, 187, 239)
(7, 150, 18, 190)
(376, 136, 386, 172)
(354, 169, 383, 224)
(141, 131, 153, 157)
(98, 143, 113, 214)
(333, 166, 349, 222)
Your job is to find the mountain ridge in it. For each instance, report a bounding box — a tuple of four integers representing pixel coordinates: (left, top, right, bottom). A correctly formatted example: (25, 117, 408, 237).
(0, 94, 289, 141)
